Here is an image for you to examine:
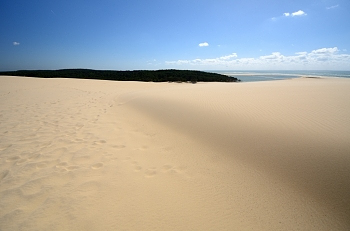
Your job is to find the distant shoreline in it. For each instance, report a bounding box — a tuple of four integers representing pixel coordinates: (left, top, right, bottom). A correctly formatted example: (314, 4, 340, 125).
(210, 70, 350, 82)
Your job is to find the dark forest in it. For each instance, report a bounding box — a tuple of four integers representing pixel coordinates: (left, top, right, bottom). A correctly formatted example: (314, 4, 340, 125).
(0, 69, 239, 83)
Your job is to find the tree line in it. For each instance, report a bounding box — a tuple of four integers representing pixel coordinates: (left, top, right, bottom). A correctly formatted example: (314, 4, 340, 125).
(0, 69, 239, 83)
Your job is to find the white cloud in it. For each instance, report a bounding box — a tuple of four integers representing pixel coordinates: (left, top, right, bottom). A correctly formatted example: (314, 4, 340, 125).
(13, 42, 20, 46)
(199, 42, 209, 47)
(219, 53, 238, 60)
(166, 53, 237, 66)
(165, 47, 350, 70)
(308, 47, 340, 62)
(260, 52, 283, 60)
(292, 10, 306, 16)
(327, 5, 339, 10)
(311, 47, 338, 54)
(283, 10, 306, 17)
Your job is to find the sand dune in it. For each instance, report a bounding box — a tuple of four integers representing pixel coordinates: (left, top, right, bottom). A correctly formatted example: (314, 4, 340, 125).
(0, 76, 349, 230)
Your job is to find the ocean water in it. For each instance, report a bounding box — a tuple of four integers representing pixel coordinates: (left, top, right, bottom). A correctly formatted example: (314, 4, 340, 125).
(211, 70, 350, 82)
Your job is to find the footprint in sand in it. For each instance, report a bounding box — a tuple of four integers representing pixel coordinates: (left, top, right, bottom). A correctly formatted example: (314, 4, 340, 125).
(0, 144, 12, 151)
(67, 166, 79, 171)
(161, 164, 187, 174)
(0, 170, 9, 181)
(161, 165, 179, 174)
(27, 153, 41, 160)
(20, 178, 48, 196)
(94, 140, 107, 145)
(145, 168, 157, 177)
(57, 168, 68, 173)
(108, 156, 118, 161)
(56, 162, 68, 168)
(75, 123, 84, 130)
(113, 145, 126, 149)
(136, 145, 148, 151)
(123, 156, 131, 162)
(36, 162, 48, 169)
(131, 162, 142, 172)
(55, 162, 79, 171)
(91, 163, 104, 170)
(16, 158, 27, 165)
(161, 165, 173, 172)
(6, 156, 21, 162)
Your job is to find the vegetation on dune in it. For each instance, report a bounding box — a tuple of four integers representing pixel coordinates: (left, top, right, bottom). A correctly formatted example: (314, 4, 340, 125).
(0, 69, 239, 83)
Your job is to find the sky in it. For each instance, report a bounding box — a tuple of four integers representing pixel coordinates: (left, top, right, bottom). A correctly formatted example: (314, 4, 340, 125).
(1, 0, 350, 71)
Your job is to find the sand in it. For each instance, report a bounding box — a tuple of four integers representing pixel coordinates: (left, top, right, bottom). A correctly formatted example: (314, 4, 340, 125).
(0, 76, 349, 230)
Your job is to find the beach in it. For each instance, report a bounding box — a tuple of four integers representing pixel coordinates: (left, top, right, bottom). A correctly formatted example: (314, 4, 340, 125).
(0, 76, 349, 230)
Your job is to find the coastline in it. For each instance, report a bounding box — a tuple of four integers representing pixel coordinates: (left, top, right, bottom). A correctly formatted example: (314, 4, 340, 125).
(211, 70, 350, 82)
(1, 76, 349, 230)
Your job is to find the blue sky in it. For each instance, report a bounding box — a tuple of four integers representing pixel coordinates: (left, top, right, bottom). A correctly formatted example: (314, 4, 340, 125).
(1, 0, 349, 71)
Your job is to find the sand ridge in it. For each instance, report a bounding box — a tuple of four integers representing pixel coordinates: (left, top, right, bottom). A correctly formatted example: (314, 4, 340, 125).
(0, 76, 350, 230)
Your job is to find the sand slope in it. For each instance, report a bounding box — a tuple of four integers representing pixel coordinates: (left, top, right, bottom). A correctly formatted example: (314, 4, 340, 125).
(0, 76, 349, 230)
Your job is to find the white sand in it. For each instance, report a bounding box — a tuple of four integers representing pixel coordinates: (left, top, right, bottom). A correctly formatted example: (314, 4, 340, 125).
(0, 76, 349, 230)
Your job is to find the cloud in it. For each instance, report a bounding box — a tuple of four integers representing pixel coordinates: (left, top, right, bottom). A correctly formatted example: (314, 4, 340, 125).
(292, 10, 306, 16)
(199, 42, 209, 47)
(327, 5, 339, 10)
(260, 52, 283, 60)
(166, 53, 237, 66)
(13, 42, 20, 46)
(310, 47, 338, 54)
(219, 53, 238, 60)
(165, 47, 350, 70)
(284, 10, 306, 17)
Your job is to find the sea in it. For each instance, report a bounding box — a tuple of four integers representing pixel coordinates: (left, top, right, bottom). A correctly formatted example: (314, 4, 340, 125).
(210, 70, 350, 82)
